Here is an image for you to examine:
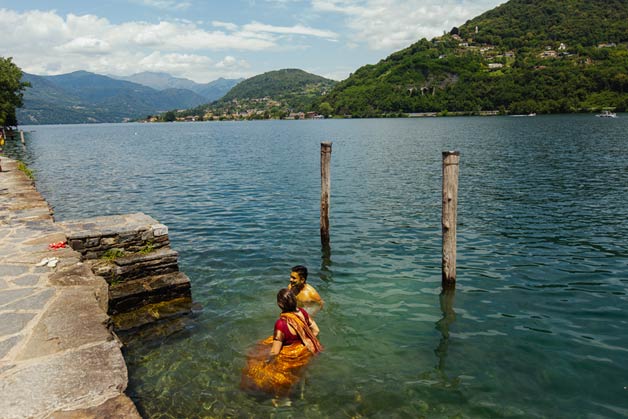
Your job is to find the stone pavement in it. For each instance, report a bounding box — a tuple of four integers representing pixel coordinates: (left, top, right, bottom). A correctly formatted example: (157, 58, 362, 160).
(0, 157, 140, 419)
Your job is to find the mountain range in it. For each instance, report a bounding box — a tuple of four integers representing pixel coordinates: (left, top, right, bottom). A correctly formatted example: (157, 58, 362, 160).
(111, 72, 243, 102)
(17, 71, 240, 125)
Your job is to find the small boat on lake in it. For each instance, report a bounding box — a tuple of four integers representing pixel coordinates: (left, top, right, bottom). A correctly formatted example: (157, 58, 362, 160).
(596, 110, 617, 118)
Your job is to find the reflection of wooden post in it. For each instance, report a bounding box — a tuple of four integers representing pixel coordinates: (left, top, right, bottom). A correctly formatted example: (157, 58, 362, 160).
(320, 142, 332, 247)
(20, 131, 25, 144)
(435, 287, 456, 370)
(442, 151, 460, 286)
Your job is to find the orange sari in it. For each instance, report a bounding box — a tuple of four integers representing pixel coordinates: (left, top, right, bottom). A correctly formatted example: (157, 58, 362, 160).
(241, 312, 323, 397)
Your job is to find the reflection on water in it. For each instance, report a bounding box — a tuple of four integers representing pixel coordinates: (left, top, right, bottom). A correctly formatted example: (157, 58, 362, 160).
(11, 116, 628, 418)
(435, 288, 456, 372)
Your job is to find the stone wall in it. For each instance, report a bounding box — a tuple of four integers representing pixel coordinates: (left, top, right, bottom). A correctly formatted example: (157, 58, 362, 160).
(58, 213, 193, 331)
(0, 157, 141, 418)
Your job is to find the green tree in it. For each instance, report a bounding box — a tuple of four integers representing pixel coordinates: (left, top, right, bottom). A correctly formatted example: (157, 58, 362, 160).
(162, 110, 176, 122)
(318, 102, 333, 116)
(0, 57, 30, 129)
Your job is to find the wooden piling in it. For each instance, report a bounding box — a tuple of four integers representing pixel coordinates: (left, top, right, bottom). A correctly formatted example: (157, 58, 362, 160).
(20, 131, 25, 144)
(442, 151, 460, 286)
(320, 142, 332, 247)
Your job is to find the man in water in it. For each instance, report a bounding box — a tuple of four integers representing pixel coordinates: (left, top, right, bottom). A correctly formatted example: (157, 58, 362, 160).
(289, 265, 324, 314)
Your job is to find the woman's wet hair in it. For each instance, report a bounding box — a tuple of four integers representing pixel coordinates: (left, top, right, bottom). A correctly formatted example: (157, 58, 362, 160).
(277, 288, 297, 312)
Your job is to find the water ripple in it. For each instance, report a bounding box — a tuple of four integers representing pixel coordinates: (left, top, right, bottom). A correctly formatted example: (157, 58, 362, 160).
(13, 116, 628, 418)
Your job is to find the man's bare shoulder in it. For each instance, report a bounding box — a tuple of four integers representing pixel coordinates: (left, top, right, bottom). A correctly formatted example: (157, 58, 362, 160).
(298, 284, 322, 302)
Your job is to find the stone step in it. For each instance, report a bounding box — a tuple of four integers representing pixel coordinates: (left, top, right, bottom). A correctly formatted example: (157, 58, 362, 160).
(91, 247, 180, 283)
(108, 271, 191, 315)
(58, 213, 170, 259)
(111, 297, 194, 332)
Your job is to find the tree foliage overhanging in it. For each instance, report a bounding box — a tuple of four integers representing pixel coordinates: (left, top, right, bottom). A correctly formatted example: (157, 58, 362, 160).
(320, 0, 628, 117)
(0, 57, 30, 129)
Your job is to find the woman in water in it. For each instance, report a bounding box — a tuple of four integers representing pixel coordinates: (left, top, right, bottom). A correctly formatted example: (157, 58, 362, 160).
(242, 288, 323, 397)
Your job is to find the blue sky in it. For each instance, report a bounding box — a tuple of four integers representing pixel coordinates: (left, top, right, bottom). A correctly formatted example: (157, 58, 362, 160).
(0, 0, 505, 83)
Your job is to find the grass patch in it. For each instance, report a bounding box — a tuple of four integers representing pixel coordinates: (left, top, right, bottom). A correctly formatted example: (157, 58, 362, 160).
(102, 248, 126, 261)
(138, 241, 155, 255)
(17, 161, 35, 180)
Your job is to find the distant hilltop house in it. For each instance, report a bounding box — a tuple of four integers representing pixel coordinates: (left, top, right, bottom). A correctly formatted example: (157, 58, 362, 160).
(540, 50, 558, 58)
(598, 42, 617, 48)
(284, 112, 305, 120)
(488, 63, 504, 70)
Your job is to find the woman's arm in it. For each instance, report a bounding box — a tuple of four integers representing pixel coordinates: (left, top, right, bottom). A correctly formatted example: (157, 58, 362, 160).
(309, 318, 320, 337)
(269, 339, 283, 356)
(269, 328, 284, 357)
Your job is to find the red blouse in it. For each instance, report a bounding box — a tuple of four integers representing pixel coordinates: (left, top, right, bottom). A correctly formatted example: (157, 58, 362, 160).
(274, 308, 310, 346)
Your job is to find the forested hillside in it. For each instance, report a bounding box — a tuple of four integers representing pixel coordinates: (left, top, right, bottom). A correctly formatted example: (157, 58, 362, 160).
(321, 0, 628, 116)
(182, 69, 336, 119)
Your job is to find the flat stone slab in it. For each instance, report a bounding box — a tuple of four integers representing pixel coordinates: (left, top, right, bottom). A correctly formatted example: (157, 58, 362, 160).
(48, 394, 141, 419)
(1, 287, 54, 311)
(0, 287, 38, 306)
(58, 213, 170, 258)
(15, 286, 112, 361)
(58, 212, 160, 238)
(0, 340, 129, 419)
(0, 336, 21, 359)
(0, 264, 29, 277)
(0, 312, 37, 335)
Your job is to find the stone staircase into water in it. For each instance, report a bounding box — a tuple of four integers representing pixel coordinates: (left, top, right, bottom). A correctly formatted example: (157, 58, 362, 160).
(58, 212, 192, 330)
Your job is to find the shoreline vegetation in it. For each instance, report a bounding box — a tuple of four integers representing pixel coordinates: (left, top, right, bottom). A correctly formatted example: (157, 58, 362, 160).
(136, 108, 615, 123)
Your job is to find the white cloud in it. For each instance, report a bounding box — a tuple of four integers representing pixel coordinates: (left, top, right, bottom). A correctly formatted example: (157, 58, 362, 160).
(242, 21, 338, 40)
(55, 37, 112, 55)
(265, 0, 302, 4)
(215, 55, 237, 68)
(139, 51, 214, 69)
(0, 9, 274, 81)
(216, 55, 250, 70)
(311, 0, 505, 50)
(212, 21, 239, 31)
(141, 0, 192, 11)
(113, 20, 276, 51)
(135, 51, 247, 81)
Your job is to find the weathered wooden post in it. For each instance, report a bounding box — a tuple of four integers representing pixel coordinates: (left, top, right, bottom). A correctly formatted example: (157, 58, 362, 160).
(20, 131, 25, 144)
(320, 142, 332, 247)
(442, 151, 460, 286)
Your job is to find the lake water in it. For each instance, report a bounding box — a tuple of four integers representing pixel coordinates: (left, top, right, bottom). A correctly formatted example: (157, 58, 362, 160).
(10, 116, 628, 418)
